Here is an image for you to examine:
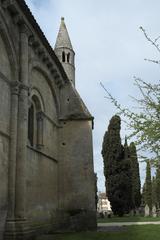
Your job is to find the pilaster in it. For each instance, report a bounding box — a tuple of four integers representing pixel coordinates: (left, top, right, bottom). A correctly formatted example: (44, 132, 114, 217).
(15, 23, 30, 220)
(7, 81, 19, 220)
(4, 22, 31, 239)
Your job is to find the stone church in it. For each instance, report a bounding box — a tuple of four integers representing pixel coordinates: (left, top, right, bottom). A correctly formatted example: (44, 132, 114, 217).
(0, 0, 96, 239)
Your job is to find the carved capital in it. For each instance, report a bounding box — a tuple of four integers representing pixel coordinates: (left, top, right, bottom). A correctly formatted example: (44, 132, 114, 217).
(19, 83, 29, 92)
(42, 55, 49, 63)
(19, 23, 32, 37)
(50, 68, 57, 75)
(37, 48, 45, 57)
(13, 14, 24, 25)
(11, 81, 20, 95)
(29, 36, 40, 48)
(28, 35, 35, 46)
(2, 0, 16, 10)
(47, 62, 52, 69)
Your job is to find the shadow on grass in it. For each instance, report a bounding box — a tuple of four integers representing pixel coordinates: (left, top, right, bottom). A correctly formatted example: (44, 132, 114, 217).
(36, 225, 160, 240)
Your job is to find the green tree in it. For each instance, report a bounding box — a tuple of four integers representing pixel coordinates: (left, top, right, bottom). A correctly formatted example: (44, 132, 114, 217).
(152, 176, 157, 207)
(145, 161, 152, 213)
(94, 173, 98, 209)
(155, 167, 160, 208)
(141, 182, 146, 206)
(123, 138, 133, 210)
(129, 142, 141, 210)
(102, 115, 132, 216)
(100, 27, 160, 164)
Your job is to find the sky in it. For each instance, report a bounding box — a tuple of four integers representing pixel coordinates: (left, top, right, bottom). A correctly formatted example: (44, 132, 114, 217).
(26, 0, 160, 192)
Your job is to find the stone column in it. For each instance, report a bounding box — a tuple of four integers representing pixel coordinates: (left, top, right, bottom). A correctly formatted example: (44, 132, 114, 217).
(15, 24, 29, 219)
(7, 82, 19, 219)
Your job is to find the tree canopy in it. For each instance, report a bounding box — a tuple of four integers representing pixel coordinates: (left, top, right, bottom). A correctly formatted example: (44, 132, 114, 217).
(129, 142, 141, 209)
(102, 115, 132, 216)
(101, 28, 160, 164)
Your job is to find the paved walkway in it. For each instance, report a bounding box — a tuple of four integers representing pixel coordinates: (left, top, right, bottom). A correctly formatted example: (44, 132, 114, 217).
(98, 221, 160, 227)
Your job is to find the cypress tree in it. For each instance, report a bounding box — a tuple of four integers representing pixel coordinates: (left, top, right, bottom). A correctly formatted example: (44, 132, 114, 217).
(152, 176, 157, 207)
(155, 167, 160, 208)
(145, 161, 152, 213)
(123, 138, 133, 211)
(94, 173, 98, 209)
(102, 115, 132, 216)
(141, 182, 146, 206)
(129, 142, 141, 210)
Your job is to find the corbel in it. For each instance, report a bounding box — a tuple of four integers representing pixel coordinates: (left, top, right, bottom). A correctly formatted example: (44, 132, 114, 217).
(10, 81, 20, 95)
(47, 61, 52, 69)
(12, 12, 23, 25)
(2, 0, 15, 9)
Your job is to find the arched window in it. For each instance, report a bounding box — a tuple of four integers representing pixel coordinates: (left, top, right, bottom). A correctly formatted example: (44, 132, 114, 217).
(28, 95, 44, 149)
(67, 53, 70, 63)
(62, 51, 65, 62)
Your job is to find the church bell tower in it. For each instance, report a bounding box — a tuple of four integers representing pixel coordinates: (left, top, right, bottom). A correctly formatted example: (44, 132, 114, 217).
(55, 17, 75, 86)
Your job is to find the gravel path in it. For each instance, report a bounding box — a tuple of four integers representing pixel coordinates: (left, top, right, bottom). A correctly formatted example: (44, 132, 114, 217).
(98, 221, 160, 227)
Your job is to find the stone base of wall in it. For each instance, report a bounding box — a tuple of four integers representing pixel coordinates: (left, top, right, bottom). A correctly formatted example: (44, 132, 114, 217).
(0, 210, 7, 240)
(4, 210, 97, 239)
(4, 219, 54, 240)
(57, 209, 97, 232)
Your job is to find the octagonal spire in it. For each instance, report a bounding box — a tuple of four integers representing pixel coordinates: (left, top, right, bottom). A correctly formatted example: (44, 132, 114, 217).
(55, 17, 73, 50)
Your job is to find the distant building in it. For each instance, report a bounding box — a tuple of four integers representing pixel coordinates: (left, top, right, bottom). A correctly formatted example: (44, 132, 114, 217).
(97, 192, 112, 215)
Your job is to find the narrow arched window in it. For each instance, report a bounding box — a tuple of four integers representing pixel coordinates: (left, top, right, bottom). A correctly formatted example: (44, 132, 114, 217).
(62, 51, 65, 62)
(28, 104, 34, 147)
(28, 95, 44, 149)
(67, 53, 70, 63)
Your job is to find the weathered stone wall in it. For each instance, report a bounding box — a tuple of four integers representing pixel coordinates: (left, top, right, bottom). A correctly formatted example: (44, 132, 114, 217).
(0, 34, 11, 79)
(0, 135, 9, 239)
(0, 31, 11, 239)
(26, 68, 59, 225)
(58, 120, 96, 230)
(31, 68, 59, 158)
(26, 148, 58, 222)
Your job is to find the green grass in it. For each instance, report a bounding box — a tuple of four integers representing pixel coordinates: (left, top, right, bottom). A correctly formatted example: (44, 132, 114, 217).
(37, 225, 160, 240)
(98, 216, 160, 223)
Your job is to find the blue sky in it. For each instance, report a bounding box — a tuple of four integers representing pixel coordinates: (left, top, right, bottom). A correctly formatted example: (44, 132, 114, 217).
(26, 0, 160, 191)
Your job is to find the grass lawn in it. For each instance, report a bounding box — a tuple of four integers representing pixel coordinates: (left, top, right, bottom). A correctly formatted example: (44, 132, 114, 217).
(37, 225, 160, 240)
(98, 216, 160, 223)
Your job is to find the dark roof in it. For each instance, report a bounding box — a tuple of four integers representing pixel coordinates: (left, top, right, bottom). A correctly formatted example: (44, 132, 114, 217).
(16, 0, 68, 82)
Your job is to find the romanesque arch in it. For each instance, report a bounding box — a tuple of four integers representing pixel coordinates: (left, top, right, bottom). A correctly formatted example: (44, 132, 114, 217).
(29, 62, 60, 117)
(28, 89, 45, 148)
